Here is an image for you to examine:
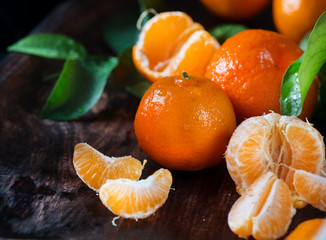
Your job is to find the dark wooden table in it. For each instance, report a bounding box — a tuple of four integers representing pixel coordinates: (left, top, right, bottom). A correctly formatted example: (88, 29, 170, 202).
(0, 0, 325, 239)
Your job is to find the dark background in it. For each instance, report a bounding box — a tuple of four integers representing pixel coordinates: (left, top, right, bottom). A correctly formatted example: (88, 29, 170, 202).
(0, 0, 276, 62)
(0, 0, 65, 60)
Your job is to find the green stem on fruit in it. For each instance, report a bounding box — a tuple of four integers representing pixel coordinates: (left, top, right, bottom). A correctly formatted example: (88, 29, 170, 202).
(182, 71, 191, 79)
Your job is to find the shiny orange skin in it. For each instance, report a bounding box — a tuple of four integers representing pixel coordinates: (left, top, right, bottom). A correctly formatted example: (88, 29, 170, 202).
(273, 0, 326, 43)
(285, 218, 326, 240)
(134, 75, 236, 171)
(205, 29, 318, 122)
(200, 0, 271, 21)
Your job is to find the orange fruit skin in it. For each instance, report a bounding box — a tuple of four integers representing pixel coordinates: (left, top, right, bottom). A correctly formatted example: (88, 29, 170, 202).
(273, 0, 326, 43)
(285, 218, 326, 240)
(132, 12, 219, 83)
(134, 75, 236, 171)
(200, 0, 271, 21)
(205, 29, 318, 122)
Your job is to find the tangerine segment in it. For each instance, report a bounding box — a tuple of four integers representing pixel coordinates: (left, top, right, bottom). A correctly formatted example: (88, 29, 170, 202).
(285, 218, 326, 240)
(228, 171, 295, 240)
(73, 143, 144, 191)
(99, 169, 172, 219)
(278, 116, 325, 191)
(226, 115, 276, 194)
(293, 170, 326, 212)
(225, 113, 325, 207)
(133, 11, 219, 83)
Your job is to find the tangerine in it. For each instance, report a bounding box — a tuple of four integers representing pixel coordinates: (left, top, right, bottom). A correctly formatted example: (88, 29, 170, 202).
(132, 11, 220, 83)
(225, 112, 325, 208)
(134, 73, 236, 171)
(200, 0, 271, 21)
(205, 29, 318, 122)
(273, 0, 326, 42)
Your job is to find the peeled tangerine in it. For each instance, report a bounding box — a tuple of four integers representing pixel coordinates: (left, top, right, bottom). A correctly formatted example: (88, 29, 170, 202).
(228, 171, 295, 240)
(225, 112, 325, 208)
(133, 11, 219, 82)
(226, 112, 326, 239)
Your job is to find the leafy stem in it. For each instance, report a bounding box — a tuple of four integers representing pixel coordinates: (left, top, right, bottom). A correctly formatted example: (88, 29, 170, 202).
(280, 11, 326, 117)
(7, 33, 118, 120)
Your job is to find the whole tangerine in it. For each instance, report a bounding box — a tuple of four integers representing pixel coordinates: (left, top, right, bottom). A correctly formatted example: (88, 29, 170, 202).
(205, 29, 319, 122)
(199, 0, 271, 21)
(134, 73, 236, 171)
(273, 0, 326, 42)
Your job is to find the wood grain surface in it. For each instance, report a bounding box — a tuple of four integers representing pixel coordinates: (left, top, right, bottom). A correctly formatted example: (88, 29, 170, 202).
(0, 0, 325, 239)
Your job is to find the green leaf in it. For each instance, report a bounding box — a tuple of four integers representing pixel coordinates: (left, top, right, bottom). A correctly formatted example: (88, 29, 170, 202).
(7, 33, 87, 59)
(281, 11, 326, 116)
(112, 48, 151, 99)
(125, 79, 152, 99)
(210, 24, 248, 44)
(103, 10, 140, 55)
(42, 72, 61, 82)
(41, 56, 118, 120)
(280, 62, 302, 115)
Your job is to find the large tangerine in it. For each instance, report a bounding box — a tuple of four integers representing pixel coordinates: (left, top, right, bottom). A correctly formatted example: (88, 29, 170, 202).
(205, 29, 318, 122)
(134, 74, 236, 171)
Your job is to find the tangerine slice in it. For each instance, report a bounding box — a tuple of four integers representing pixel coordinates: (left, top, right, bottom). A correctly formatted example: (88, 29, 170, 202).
(285, 218, 326, 240)
(228, 171, 295, 240)
(73, 143, 144, 191)
(99, 168, 172, 219)
(133, 11, 219, 82)
(225, 112, 325, 208)
(293, 170, 326, 212)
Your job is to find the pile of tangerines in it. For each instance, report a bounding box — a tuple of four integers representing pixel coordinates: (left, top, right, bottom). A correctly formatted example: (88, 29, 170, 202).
(72, 0, 326, 239)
